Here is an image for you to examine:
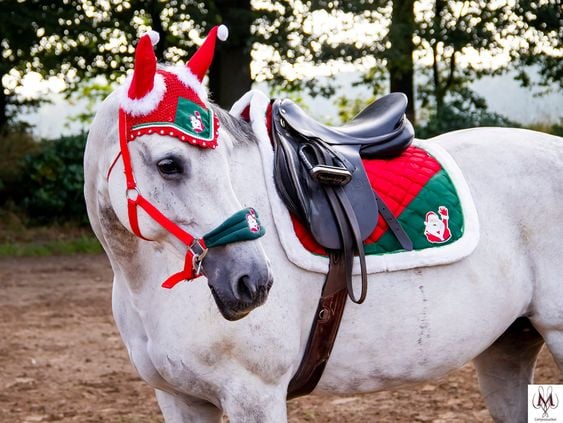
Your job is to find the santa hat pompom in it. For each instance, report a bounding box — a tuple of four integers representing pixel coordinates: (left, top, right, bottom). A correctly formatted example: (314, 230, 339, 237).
(145, 30, 160, 46)
(217, 25, 229, 41)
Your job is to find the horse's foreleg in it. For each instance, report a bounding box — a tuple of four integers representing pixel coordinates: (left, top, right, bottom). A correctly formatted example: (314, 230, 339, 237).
(473, 317, 544, 423)
(221, 385, 288, 423)
(540, 328, 563, 383)
(155, 389, 223, 423)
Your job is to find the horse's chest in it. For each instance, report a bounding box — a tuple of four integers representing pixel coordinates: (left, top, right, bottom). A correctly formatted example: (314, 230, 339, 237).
(123, 324, 224, 398)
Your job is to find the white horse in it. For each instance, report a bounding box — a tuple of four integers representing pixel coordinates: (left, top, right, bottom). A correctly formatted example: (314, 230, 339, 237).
(84, 30, 563, 423)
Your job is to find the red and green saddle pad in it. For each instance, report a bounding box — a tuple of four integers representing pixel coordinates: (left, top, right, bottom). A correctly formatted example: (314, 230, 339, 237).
(291, 146, 463, 256)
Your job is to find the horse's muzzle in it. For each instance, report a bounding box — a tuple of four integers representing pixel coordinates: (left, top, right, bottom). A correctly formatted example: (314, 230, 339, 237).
(210, 275, 273, 321)
(204, 246, 273, 321)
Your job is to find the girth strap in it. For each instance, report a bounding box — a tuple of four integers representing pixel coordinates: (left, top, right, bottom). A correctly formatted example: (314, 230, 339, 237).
(287, 254, 348, 399)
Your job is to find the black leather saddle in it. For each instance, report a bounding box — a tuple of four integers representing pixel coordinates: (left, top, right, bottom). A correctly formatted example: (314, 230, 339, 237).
(271, 93, 414, 303)
(277, 92, 413, 156)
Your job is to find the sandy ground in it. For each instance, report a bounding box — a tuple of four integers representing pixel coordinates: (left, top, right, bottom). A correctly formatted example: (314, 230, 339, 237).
(0, 254, 559, 422)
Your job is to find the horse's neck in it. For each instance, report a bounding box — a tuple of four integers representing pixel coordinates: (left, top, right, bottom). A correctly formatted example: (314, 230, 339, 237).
(229, 136, 321, 296)
(228, 140, 270, 210)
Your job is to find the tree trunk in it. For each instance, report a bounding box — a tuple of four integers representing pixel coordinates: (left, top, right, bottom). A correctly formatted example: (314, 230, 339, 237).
(433, 0, 445, 114)
(0, 79, 8, 132)
(148, 0, 166, 61)
(387, 0, 415, 124)
(208, 0, 253, 109)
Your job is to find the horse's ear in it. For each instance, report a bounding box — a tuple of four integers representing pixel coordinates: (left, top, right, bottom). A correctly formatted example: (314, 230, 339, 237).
(128, 31, 160, 100)
(230, 90, 272, 142)
(187, 25, 228, 82)
(239, 106, 251, 122)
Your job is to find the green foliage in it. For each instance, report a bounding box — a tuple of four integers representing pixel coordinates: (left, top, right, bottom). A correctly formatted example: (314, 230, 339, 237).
(0, 209, 101, 256)
(0, 126, 40, 204)
(1, 0, 560, 132)
(293, 1, 562, 124)
(0, 236, 101, 257)
(335, 95, 376, 124)
(525, 121, 563, 137)
(17, 133, 88, 224)
(415, 90, 516, 139)
(512, 0, 562, 90)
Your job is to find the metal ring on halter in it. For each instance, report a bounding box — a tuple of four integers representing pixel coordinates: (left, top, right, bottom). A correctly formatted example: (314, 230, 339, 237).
(188, 239, 207, 256)
(192, 248, 208, 275)
(125, 187, 140, 202)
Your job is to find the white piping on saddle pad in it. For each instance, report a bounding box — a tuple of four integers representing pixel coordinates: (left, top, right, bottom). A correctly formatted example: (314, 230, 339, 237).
(230, 90, 480, 275)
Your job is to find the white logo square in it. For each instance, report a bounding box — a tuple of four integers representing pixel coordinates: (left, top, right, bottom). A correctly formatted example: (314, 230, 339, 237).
(529, 384, 563, 422)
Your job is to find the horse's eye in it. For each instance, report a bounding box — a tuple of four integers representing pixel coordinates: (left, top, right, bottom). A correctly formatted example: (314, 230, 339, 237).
(157, 158, 183, 175)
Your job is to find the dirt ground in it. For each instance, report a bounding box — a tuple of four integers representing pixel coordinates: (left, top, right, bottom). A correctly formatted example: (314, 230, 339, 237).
(0, 254, 559, 423)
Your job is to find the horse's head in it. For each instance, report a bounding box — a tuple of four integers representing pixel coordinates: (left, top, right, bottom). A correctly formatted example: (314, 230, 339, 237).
(87, 26, 272, 321)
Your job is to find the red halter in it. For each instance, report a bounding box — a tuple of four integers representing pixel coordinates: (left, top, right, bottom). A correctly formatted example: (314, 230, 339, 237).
(108, 110, 266, 289)
(108, 110, 208, 288)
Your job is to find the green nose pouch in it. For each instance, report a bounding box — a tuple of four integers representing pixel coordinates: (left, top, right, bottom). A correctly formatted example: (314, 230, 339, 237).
(203, 208, 266, 248)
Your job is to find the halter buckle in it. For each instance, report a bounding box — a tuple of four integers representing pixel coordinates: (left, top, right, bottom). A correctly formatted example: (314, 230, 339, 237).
(189, 239, 208, 275)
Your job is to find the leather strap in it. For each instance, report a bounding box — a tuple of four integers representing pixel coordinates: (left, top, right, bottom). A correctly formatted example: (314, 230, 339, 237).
(374, 192, 414, 251)
(328, 186, 367, 303)
(287, 253, 348, 399)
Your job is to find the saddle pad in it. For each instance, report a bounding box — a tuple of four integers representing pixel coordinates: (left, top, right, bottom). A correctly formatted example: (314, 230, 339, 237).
(291, 146, 464, 256)
(230, 90, 480, 275)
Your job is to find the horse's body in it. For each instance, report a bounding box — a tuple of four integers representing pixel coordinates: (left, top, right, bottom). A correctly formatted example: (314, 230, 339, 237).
(85, 88, 563, 422)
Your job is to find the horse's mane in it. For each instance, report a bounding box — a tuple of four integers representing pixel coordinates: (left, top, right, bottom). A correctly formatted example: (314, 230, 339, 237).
(212, 105, 258, 146)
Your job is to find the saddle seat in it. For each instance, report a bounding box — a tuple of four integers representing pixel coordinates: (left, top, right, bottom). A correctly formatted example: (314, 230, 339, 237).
(277, 93, 413, 157)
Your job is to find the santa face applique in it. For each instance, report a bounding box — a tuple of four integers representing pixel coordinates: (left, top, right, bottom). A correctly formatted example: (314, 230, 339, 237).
(190, 111, 205, 133)
(424, 206, 452, 243)
(246, 210, 260, 233)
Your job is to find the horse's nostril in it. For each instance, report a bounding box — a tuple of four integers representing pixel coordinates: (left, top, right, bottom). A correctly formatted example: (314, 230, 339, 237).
(236, 274, 257, 302)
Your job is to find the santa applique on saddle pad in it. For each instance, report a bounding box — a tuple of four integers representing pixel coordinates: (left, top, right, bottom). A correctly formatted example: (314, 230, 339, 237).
(231, 90, 480, 275)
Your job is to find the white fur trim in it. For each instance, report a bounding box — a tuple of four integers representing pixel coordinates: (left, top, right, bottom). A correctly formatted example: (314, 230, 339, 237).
(119, 73, 166, 117)
(217, 25, 229, 41)
(145, 30, 160, 46)
(239, 89, 480, 275)
(230, 89, 269, 124)
(167, 64, 209, 102)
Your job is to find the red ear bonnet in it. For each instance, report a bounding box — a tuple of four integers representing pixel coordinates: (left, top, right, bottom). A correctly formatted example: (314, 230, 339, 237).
(128, 32, 159, 100)
(187, 25, 229, 82)
(119, 26, 228, 149)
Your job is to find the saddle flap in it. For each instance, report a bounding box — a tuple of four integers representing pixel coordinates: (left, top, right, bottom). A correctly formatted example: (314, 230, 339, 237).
(272, 100, 379, 249)
(307, 144, 379, 248)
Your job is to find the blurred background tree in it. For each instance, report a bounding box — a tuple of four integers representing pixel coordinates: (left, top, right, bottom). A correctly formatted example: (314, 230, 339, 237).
(0, 0, 311, 129)
(1, 0, 560, 130)
(306, 0, 561, 127)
